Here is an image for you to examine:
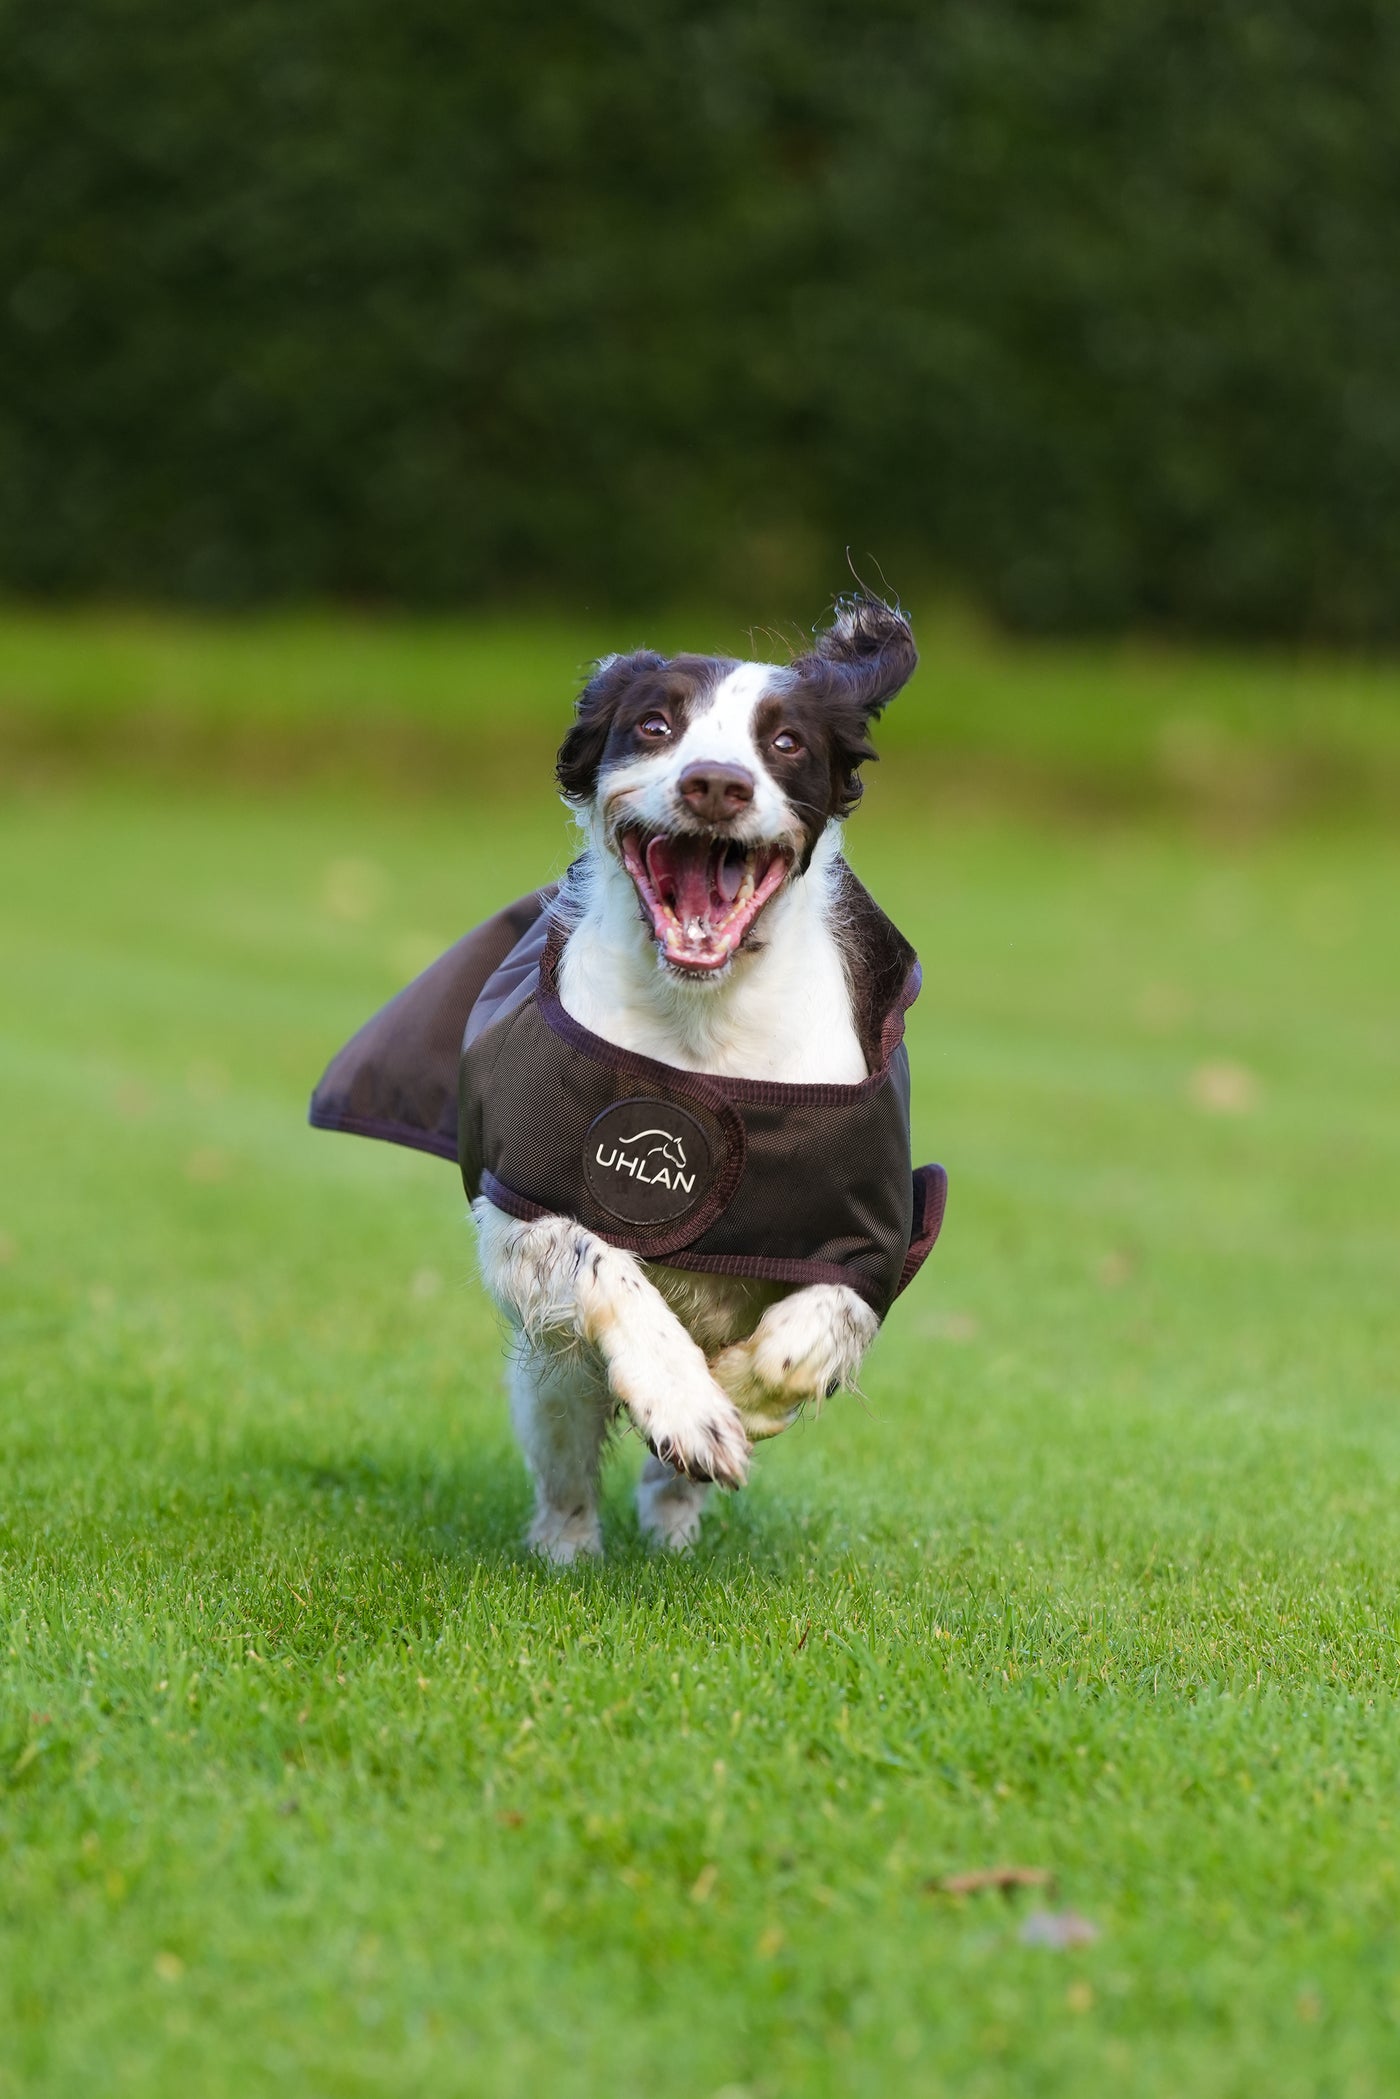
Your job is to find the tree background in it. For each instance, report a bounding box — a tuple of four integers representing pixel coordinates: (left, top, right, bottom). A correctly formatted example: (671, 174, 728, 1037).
(4, 0, 1398, 634)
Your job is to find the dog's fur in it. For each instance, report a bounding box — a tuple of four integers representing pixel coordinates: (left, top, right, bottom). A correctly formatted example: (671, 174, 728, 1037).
(472, 595, 917, 1559)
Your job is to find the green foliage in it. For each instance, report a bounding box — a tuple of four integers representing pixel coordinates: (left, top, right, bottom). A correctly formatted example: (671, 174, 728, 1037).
(4, 2, 1400, 632)
(2, 726, 1399, 2091)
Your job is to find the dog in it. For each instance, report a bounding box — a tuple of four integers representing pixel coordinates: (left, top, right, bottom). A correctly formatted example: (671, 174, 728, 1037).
(471, 594, 920, 1560)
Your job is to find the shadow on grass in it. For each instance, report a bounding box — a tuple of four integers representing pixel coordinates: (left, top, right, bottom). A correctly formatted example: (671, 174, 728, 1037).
(212, 1448, 863, 1659)
(10, 1410, 860, 1667)
(264, 1442, 832, 1576)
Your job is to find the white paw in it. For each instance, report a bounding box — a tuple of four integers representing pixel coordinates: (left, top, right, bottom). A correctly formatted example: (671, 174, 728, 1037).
(637, 1366, 751, 1489)
(526, 1501, 604, 1566)
(712, 1286, 879, 1437)
(608, 1332, 751, 1489)
(636, 1457, 712, 1552)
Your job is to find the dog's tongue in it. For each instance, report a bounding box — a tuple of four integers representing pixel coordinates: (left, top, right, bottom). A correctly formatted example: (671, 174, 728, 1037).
(716, 846, 745, 904)
(645, 835, 714, 928)
(631, 831, 786, 971)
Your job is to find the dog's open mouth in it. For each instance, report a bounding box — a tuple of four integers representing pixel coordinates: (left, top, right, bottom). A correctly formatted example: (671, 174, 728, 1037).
(620, 830, 791, 973)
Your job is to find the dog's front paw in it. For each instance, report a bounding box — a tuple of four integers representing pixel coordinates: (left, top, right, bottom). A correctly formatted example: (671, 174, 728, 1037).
(606, 1328, 751, 1489)
(713, 1286, 879, 1438)
(644, 1384, 751, 1490)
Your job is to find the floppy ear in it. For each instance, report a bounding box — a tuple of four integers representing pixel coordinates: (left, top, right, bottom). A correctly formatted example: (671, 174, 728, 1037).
(791, 594, 917, 719)
(556, 650, 665, 804)
(790, 594, 917, 820)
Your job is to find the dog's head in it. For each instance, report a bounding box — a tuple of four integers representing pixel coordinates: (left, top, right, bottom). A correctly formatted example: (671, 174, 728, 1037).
(556, 595, 916, 978)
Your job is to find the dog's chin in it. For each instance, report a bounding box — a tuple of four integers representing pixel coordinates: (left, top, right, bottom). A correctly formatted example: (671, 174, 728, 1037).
(617, 827, 793, 978)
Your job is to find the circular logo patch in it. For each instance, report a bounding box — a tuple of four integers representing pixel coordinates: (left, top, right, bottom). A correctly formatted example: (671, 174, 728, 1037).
(583, 1098, 713, 1226)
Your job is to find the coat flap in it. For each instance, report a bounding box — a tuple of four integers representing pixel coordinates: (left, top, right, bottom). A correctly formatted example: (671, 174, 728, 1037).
(308, 887, 555, 1161)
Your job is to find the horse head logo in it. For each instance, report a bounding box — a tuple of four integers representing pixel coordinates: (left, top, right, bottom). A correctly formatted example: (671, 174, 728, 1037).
(619, 1127, 687, 1172)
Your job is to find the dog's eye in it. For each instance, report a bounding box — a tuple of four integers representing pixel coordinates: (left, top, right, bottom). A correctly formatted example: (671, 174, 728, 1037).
(772, 729, 803, 756)
(638, 714, 672, 740)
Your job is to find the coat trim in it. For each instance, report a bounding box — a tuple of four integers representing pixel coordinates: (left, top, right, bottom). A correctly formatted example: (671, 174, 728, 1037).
(899, 1163, 949, 1295)
(535, 917, 920, 1109)
(477, 1170, 916, 1310)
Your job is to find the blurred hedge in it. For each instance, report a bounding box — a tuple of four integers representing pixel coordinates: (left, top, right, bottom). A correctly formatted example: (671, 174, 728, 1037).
(4, 0, 1399, 634)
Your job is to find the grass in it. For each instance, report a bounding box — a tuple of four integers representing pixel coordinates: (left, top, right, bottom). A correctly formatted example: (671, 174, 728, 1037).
(2, 615, 1399, 2095)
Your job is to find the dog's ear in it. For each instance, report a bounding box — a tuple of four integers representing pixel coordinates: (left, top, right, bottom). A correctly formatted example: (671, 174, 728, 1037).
(790, 594, 916, 820)
(556, 650, 665, 804)
(792, 594, 917, 721)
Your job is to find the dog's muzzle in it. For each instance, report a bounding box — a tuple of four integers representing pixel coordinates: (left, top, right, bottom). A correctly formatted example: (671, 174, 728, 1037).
(620, 829, 791, 973)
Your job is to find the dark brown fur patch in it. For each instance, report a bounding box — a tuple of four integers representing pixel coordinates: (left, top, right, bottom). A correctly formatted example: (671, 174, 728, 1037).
(556, 652, 735, 804)
(756, 595, 918, 860)
(751, 682, 875, 864)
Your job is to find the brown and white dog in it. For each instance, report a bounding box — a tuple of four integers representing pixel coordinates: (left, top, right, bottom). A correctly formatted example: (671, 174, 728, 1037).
(473, 595, 918, 1560)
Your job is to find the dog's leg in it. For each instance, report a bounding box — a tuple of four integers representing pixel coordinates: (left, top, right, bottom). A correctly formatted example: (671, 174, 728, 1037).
(474, 1200, 750, 1490)
(711, 1284, 880, 1432)
(508, 1342, 613, 1564)
(635, 1453, 712, 1553)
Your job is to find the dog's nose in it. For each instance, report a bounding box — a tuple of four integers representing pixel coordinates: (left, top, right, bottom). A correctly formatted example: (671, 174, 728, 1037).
(677, 762, 755, 823)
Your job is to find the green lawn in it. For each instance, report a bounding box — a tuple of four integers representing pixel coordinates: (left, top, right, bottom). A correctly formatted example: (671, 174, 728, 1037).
(2, 621, 1399, 2096)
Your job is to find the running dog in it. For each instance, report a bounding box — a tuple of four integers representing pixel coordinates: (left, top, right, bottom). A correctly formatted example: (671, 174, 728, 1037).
(472, 594, 933, 1560)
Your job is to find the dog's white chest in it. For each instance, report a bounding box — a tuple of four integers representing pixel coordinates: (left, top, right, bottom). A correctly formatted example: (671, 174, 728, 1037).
(558, 916, 866, 1082)
(557, 841, 869, 1083)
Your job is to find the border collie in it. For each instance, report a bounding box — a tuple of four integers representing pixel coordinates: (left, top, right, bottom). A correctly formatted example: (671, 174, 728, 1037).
(473, 594, 919, 1560)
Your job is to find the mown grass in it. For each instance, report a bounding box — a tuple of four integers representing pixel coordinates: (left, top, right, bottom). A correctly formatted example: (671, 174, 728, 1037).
(1, 620, 1398, 2096)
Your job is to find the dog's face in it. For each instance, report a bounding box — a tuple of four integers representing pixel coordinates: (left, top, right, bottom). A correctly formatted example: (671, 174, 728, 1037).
(557, 596, 916, 978)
